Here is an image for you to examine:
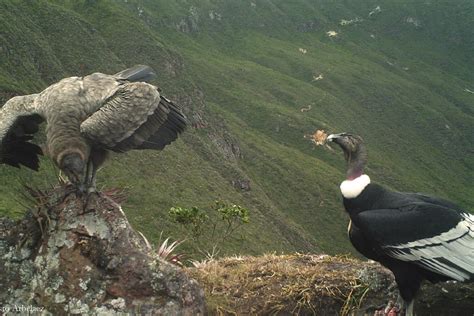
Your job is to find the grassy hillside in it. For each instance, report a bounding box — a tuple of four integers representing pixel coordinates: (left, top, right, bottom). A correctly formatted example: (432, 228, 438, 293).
(0, 0, 472, 258)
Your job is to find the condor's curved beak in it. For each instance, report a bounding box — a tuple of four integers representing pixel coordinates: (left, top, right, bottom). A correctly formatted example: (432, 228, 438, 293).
(327, 133, 350, 142)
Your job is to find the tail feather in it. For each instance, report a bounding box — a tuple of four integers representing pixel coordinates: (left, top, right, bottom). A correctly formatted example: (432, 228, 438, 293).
(114, 65, 156, 82)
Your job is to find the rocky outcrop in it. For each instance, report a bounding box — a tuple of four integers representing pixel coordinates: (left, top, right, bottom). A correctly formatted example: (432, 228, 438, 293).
(231, 179, 251, 191)
(0, 185, 206, 315)
(208, 131, 242, 160)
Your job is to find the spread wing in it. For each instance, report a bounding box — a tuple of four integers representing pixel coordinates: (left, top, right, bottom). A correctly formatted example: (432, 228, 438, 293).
(118, 96, 187, 151)
(80, 82, 186, 152)
(356, 204, 474, 282)
(0, 94, 44, 170)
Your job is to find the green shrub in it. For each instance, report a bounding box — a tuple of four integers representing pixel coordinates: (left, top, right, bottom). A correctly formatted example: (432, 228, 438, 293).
(169, 200, 250, 257)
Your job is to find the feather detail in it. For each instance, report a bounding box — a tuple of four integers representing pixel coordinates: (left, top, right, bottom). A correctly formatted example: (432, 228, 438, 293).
(385, 213, 474, 281)
(80, 82, 161, 148)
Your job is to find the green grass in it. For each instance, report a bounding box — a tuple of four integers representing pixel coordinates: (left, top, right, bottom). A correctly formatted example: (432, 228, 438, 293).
(0, 0, 472, 259)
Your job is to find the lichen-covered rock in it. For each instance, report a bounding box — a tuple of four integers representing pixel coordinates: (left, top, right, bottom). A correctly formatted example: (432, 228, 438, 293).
(0, 185, 206, 315)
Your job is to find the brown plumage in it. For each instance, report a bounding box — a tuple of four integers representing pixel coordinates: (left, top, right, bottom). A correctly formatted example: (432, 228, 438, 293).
(0, 65, 187, 190)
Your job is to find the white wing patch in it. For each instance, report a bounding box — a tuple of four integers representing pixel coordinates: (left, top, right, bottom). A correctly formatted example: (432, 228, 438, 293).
(340, 174, 371, 199)
(386, 213, 474, 281)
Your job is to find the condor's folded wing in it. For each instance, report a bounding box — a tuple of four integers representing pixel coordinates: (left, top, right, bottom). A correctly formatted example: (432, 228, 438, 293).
(356, 204, 474, 282)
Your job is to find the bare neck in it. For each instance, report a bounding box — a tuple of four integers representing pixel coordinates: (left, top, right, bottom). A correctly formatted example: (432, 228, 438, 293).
(345, 145, 367, 180)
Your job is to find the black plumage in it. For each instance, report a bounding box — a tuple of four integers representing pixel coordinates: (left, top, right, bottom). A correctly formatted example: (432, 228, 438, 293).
(327, 132, 474, 316)
(0, 114, 44, 170)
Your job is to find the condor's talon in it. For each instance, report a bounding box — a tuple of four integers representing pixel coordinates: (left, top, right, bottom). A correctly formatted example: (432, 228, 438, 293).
(384, 300, 395, 314)
(373, 301, 401, 316)
(82, 193, 97, 213)
(387, 307, 400, 316)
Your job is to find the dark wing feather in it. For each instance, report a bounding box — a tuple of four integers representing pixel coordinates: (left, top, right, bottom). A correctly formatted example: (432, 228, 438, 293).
(113, 96, 187, 151)
(136, 97, 187, 150)
(356, 204, 474, 281)
(356, 204, 462, 245)
(405, 192, 462, 210)
(0, 114, 44, 170)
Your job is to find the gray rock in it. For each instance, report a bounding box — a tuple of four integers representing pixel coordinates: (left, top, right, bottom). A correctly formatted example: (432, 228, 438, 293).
(0, 185, 206, 315)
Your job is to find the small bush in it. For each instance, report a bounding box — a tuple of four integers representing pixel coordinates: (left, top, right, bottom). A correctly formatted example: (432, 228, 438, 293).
(168, 200, 250, 258)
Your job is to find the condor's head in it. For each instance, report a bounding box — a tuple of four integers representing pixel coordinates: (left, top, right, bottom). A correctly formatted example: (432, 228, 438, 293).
(59, 152, 85, 185)
(327, 133, 367, 180)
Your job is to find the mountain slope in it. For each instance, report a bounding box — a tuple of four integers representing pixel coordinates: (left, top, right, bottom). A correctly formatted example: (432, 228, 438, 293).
(0, 0, 472, 257)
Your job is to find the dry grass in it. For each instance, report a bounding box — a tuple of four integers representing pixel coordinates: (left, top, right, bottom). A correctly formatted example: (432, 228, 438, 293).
(187, 253, 387, 315)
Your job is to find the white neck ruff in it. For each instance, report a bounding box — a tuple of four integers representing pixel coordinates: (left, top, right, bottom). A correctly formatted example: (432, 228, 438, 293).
(340, 174, 371, 199)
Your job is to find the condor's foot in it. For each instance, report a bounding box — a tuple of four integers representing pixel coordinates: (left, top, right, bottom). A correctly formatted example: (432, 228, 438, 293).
(76, 183, 94, 195)
(81, 191, 101, 213)
(373, 300, 402, 316)
(80, 183, 102, 197)
(72, 182, 101, 212)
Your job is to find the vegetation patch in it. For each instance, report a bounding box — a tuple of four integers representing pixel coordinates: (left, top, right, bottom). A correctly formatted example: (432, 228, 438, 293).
(187, 253, 394, 315)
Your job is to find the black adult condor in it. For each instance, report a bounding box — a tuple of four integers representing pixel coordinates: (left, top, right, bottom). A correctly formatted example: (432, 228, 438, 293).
(327, 132, 474, 316)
